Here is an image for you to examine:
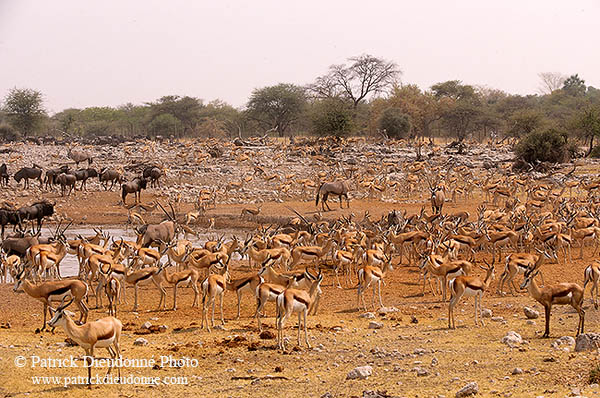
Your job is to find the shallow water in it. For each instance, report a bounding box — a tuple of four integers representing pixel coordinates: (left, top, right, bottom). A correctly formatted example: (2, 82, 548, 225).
(50, 226, 245, 278)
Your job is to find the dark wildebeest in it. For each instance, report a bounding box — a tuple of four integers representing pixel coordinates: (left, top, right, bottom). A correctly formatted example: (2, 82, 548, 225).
(14, 166, 43, 189)
(17, 201, 54, 233)
(0, 208, 21, 239)
(143, 166, 163, 188)
(56, 173, 77, 196)
(99, 168, 124, 191)
(315, 181, 350, 211)
(69, 168, 97, 190)
(44, 166, 70, 190)
(0, 163, 9, 186)
(122, 177, 147, 205)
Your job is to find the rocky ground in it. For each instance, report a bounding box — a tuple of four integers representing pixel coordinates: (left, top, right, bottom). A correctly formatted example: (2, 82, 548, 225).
(0, 139, 600, 397)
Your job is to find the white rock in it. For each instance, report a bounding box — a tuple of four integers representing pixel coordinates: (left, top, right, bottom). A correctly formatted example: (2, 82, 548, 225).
(482, 309, 492, 318)
(456, 381, 479, 397)
(501, 331, 522, 347)
(133, 337, 149, 346)
(141, 321, 152, 329)
(551, 336, 576, 351)
(512, 368, 523, 375)
(523, 307, 539, 319)
(359, 312, 376, 319)
(575, 333, 600, 352)
(491, 316, 504, 322)
(346, 365, 373, 380)
(368, 321, 384, 329)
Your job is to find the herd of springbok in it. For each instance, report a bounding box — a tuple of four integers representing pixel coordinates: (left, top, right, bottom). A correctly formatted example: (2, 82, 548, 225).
(2, 138, 600, 384)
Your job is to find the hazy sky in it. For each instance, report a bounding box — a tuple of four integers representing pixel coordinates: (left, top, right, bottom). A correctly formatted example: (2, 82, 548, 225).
(1, 0, 598, 114)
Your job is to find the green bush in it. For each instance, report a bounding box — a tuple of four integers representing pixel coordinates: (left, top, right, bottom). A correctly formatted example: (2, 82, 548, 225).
(378, 107, 411, 139)
(514, 128, 570, 164)
(589, 146, 600, 158)
(310, 98, 354, 137)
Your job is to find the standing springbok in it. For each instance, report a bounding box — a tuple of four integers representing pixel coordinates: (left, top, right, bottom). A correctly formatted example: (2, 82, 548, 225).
(48, 297, 122, 386)
(315, 181, 350, 211)
(520, 262, 584, 337)
(448, 260, 495, 329)
(13, 268, 89, 331)
(276, 270, 323, 351)
(357, 252, 393, 310)
(584, 261, 600, 309)
(200, 263, 229, 332)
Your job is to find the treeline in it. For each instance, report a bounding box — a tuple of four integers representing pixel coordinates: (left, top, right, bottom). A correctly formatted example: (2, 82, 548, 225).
(1, 55, 600, 157)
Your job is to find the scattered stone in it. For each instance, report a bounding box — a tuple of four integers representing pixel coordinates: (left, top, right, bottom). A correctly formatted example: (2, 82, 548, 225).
(511, 368, 523, 375)
(411, 316, 419, 324)
(133, 337, 149, 346)
(481, 309, 492, 318)
(491, 316, 504, 322)
(378, 307, 399, 314)
(158, 325, 168, 333)
(416, 368, 429, 376)
(551, 336, 575, 351)
(259, 330, 276, 339)
(501, 331, 522, 347)
(526, 320, 536, 325)
(575, 333, 600, 352)
(360, 312, 376, 319)
(431, 357, 439, 366)
(321, 393, 333, 398)
(456, 382, 478, 397)
(368, 321, 384, 329)
(523, 307, 539, 319)
(347, 365, 373, 380)
(213, 325, 226, 330)
(414, 348, 426, 355)
(275, 366, 284, 373)
(141, 321, 152, 330)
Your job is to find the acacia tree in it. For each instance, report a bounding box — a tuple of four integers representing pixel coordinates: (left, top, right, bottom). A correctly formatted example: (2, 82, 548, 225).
(537, 72, 567, 95)
(246, 83, 307, 137)
(2, 87, 47, 136)
(310, 54, 400, 109)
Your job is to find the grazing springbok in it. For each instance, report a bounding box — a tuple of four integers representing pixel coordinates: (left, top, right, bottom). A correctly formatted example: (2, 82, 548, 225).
(315, 180, 350, 211)
(448, 260, 495, 329)
(48, 297, 122, 386)
(520, 262, 584, 337)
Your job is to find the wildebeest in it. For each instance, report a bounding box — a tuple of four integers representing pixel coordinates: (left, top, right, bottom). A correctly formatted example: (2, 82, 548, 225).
(45, 166, 70, 190)
(315, 181, 350, 211)
(17, 201, 54, 233)
(0, 208, 21, 239)
(69, 168, 97, 190)
(143, 166, 163, 188)
(14, 166, 43, 189)
(0, 163, 9, 186)
(122, 177, 147, 204)
(56, 173, 77, 196)
(99, 168, 123, 190)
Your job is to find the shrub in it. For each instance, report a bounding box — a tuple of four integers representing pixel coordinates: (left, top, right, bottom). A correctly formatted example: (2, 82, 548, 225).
(0, 123, 19, 142)
(514, 128, 570, 164)
(589, 363, 600, 384)
(378, 107, 411, 139)
(589, 146, 600, 158)
(310, 98, 354, 137)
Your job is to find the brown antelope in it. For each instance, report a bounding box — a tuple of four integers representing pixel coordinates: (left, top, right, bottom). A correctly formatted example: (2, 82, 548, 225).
(48, 297, 122, 386)
(448, 259, 495, 329)
(255, 280, 287, 332)
(289, 239, 334, 268)
(226, 272, 264, 319)
(357, 252, 393, 310)
(200, 263, 229, 332)
(13, 268, 89, 331)
(421, 253, 472, 301)
(315, 181, 350, 211)
(102, 271, 120, 316)
(276, 271, 323, 351)
(122, 266, 162, 311)
(583, 261, 600, 309)
(332, 247, 355, 287)
(153, 265, 200, 310)
(0, 252, 20, 282)
(521, 263, 585, 337)
(497, 250, 553, 295)
(571, 226, 600, 259)
(485, 229, 519, 261)
(186, 250, 229, 278)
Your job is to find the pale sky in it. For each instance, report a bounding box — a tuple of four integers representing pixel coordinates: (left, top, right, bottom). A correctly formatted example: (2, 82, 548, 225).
(1, 0, 598, 114)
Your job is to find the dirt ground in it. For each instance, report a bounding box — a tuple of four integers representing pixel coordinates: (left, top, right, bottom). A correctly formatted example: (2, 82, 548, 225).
(1, 186, 600, 397)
